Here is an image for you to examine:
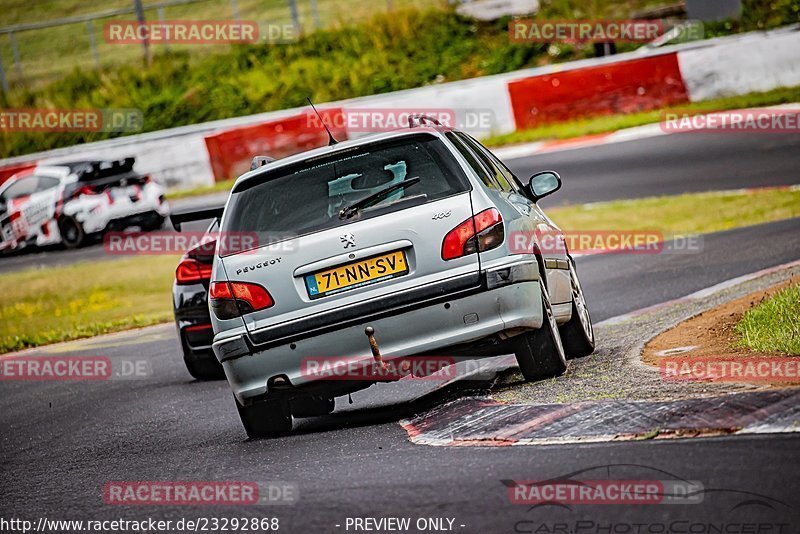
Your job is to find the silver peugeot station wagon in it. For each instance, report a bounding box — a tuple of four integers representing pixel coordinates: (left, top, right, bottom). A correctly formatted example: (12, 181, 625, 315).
(210, 122, 594, 437)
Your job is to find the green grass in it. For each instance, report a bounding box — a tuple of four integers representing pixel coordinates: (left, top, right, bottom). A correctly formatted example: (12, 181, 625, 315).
(548, 187, 800, 236)
(0, 0, 442, 87)
(735, 284, 800, 355)
(639, 429, 661, 440)
(0, 0, 667, 87)
(3, 185, 799, 354)
(1, 8, 544, 158)
(4, 0, 796, 88)
(165, 178, 236, 200)
(484, 85, 800, 147)
(0, 255, 178, 353)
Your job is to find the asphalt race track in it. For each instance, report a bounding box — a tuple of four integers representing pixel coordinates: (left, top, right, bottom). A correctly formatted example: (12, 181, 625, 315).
(2, 131, 800, 531)
(2, 217, 800, 530)
(2, 128, 799, 273)
(508, 130, 800, 206)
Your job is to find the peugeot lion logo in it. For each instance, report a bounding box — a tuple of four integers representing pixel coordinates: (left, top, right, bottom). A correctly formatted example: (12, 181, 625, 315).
(340, 233, 356, 249)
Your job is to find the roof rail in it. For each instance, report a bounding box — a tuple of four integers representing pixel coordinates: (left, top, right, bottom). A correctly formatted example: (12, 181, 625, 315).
(407, 114, 444, 128)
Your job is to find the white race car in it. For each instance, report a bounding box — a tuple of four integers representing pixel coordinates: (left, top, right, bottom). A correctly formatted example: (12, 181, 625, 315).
(0, 158, 169, 251)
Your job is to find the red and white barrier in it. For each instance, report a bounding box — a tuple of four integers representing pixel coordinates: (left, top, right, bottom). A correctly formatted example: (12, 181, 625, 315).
(508, 52, 688, 130)
(204, 109, 347, 181)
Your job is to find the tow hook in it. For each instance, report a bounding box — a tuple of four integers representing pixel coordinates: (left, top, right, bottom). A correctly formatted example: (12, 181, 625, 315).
(364, 326, 386, 369)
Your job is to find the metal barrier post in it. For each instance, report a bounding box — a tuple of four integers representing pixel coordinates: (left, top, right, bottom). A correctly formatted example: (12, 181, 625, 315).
(0, 54, 8, 92)
(288, 0, 300, 32)
(133, 0, 150, 65)
(86, 20, 100, 69)
(311, 0, 321, 28)
(157, 7, 169, 52)
(9, 31, 22, 79)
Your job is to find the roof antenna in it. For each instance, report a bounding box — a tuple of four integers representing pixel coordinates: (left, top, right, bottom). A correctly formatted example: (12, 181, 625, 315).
(307, 97, 339, 146)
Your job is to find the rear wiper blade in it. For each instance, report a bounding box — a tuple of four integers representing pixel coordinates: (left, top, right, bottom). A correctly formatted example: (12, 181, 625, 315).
(338, 177, 420, 220)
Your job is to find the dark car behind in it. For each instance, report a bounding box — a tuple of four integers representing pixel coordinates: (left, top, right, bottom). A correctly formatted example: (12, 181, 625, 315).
(172, 226, 225, 381)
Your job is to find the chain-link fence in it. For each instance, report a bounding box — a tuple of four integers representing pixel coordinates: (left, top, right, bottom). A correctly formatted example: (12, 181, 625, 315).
(0, 0, 447, 91)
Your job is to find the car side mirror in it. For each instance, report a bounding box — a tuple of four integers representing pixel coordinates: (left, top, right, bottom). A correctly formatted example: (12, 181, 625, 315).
(528, 171, 562, 201)
(250, 156, 276, 171)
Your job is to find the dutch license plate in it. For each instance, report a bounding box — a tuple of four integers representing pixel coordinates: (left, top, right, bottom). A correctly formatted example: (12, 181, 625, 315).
(305, 250, 408, 299)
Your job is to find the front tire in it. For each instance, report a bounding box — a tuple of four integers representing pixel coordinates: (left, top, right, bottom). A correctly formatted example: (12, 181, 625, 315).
(235, 396, 292, 439)
(513, 278, 567, 381)
(559, 257, 595, 359)
(58, 216, 85, 249)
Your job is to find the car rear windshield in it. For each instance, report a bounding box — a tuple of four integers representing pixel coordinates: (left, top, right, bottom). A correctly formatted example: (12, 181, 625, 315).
(220, 134, 470, 255)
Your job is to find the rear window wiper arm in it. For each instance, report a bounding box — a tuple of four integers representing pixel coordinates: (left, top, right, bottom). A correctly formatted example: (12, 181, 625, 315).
(338, 177, 420, 220)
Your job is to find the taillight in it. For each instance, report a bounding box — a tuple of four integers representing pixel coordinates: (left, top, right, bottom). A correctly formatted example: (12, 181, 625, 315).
(441, 208, 504, 260)
(210, 281, 274, 320)
(175, 258, 213, 285)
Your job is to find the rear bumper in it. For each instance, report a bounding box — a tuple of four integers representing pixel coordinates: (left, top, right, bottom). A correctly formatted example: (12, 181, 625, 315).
(104, 209, 165, 232)
(78, 192, 169, 234)
(213, 258, 543, 404)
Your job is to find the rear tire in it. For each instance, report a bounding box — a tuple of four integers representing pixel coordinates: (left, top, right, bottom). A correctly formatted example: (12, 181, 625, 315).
(180, 334, 225, 381)
(559, 257, 595, 359)
(235, 396, 293, 439)
(143, 213, 165, 232)
(513, 278, 567, 381)
(58, 216, 85, 249)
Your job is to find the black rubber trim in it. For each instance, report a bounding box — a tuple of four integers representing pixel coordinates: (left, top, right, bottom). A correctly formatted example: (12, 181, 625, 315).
(245, 272, 484, 351)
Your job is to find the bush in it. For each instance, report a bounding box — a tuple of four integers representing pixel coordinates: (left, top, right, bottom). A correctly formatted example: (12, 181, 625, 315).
(0, 9, 542, 158)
